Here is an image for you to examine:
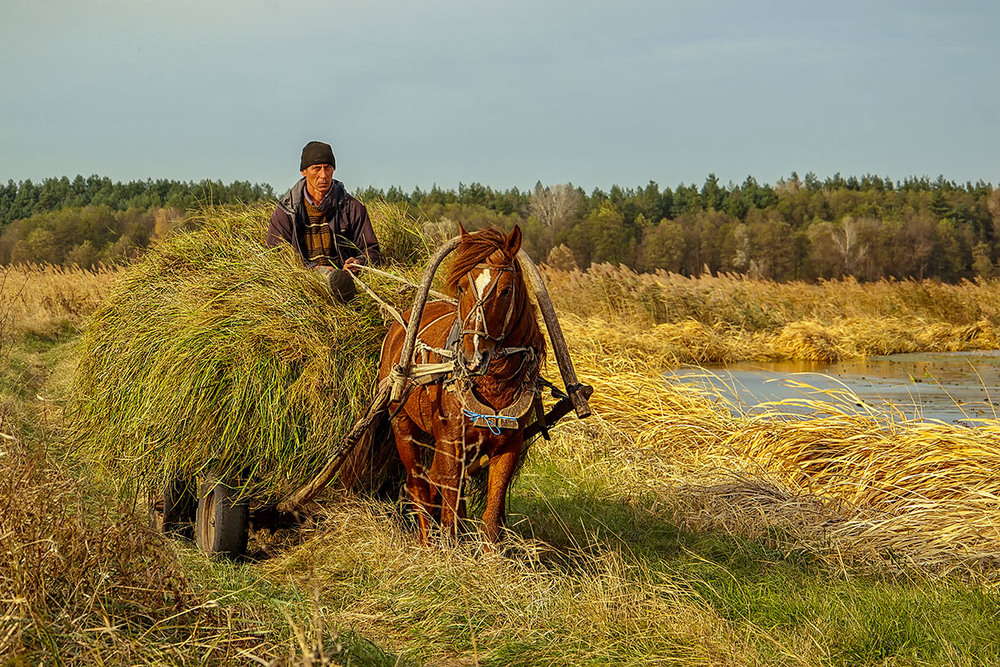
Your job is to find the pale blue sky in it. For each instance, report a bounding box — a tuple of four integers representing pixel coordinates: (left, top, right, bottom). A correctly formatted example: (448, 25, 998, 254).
(1, 0, 997, 194)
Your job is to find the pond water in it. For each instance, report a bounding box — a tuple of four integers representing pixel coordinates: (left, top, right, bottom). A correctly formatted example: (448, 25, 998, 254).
(665, 350, 1000, 424)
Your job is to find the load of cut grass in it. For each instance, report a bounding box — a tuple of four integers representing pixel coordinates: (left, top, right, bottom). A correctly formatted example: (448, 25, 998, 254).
(71, 201, 428, 501)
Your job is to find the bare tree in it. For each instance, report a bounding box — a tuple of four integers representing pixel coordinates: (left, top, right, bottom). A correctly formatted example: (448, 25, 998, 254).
(832, 216, 871, 275)
(530, 182, 582, 232)
(988, 188, 1000, 234)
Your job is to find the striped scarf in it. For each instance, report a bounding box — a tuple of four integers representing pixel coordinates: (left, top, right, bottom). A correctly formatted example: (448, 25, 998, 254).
(302, 197, 337, 266)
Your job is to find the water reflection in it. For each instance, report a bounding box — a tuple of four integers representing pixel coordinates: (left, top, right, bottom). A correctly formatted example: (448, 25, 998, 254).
(665, 350, 1000, 423)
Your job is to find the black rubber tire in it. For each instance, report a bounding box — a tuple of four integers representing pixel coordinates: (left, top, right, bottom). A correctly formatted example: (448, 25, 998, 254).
(195, 476, 249, 557)
(149, 477, 196, 537)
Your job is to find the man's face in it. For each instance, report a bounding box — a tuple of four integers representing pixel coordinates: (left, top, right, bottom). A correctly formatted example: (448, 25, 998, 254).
(301, 164, 334, 199)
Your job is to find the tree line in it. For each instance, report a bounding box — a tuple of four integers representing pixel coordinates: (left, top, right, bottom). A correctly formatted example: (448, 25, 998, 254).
(0, 175, 274, 225)
(2, 173, 999, 282)
(0, 176, 274, 267)
(359, 172, 1000, 282)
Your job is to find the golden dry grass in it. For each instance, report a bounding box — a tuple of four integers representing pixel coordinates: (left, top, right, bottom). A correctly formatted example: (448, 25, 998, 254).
(0, 263, 114, 340)
(262, 498, 755, 666)
(544, 265, 1000, 363)
(564, 356, 1000, 570)
(0, 437, 288, 664)
(543, 265, 1000, 326)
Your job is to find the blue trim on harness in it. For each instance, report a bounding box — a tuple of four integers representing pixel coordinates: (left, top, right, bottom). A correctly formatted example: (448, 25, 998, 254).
(462, 408, 518, 435)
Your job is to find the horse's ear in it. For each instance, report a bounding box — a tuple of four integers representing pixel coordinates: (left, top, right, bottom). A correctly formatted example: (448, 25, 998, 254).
(505, 224, 522, 257)
(458, 221, 469, 238)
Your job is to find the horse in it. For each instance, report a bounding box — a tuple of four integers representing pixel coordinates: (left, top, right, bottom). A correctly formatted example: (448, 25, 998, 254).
(377, 224, 545, 543)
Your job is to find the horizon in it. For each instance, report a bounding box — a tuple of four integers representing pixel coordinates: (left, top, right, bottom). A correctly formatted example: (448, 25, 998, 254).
(3, 169, 996, 198)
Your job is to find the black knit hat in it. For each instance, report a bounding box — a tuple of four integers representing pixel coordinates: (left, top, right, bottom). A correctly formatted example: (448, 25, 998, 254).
(300, 141, 336, 171)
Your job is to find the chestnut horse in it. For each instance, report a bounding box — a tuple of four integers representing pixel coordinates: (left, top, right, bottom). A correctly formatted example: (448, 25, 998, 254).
(378, 225, 545, 543)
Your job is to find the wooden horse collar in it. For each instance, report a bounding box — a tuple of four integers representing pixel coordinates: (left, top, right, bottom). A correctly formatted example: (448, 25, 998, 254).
(453, 352, 541, 435)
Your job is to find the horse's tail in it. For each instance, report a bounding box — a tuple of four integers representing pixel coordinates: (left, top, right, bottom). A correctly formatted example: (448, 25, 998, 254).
(337, 411, 404, 500)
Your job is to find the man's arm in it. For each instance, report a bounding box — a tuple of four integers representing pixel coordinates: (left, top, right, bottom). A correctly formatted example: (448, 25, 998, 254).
(345, 199, 382, 267)
(266, 205, 294, 248)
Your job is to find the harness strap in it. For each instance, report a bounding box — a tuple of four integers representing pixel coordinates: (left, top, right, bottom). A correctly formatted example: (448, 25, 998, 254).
(349, 270, 407, 327)
(355, 264, 457, 305)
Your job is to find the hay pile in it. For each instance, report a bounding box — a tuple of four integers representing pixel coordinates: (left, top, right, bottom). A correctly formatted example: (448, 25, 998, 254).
(72, 202, 427, 500)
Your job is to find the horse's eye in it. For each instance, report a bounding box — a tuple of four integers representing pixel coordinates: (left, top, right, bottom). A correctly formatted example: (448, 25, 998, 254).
(500, 286, 512, 297)
(457, 285, 465, 295)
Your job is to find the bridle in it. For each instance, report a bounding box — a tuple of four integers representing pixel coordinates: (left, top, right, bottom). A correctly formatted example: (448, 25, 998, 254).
(459, 262, 518, 344)
(452, 260, 543, 432)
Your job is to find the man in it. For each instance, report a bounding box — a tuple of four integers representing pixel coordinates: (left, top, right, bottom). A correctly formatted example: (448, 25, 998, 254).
(266, 141, 381, 300)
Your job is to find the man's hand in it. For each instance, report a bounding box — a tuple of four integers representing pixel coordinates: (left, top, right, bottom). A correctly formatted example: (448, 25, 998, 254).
(343, 257, 362, 275)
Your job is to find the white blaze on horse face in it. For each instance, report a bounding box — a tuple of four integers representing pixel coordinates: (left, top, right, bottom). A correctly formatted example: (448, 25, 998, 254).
(474, 267, 492, 298)
(472, 267, 492, 356)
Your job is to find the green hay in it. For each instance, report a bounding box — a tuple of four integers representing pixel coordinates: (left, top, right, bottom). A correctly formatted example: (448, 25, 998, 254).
(71, 201, 428, 500)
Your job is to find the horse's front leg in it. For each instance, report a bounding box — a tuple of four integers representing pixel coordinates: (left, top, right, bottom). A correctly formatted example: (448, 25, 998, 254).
(430, 434, 464, 539)
(481, 434, 523, 543)
(392, 414, 434, 544)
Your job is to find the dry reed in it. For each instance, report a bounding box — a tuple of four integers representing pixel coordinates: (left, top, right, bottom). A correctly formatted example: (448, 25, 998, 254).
(544, 265, 1000, 363)
(566, 354, 1000, 570)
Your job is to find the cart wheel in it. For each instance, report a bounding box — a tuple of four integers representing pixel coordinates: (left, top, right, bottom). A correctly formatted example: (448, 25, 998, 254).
(196, 476, 249, 557)
(150, 477, 196, 537)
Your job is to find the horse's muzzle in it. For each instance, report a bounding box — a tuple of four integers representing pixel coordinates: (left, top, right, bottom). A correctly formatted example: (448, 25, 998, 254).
(461, 348, 493, 376)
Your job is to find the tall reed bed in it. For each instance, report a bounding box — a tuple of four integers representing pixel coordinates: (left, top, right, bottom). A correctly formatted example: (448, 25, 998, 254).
(543, 265, 1000, 327)
(544, 264, 1000, 567)
(565, 354, 1000, 569)
(546, 266, 1000, 364)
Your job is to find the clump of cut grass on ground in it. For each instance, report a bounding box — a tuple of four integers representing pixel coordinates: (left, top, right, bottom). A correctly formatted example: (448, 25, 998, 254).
(568, 356, 1000, 571)
(71, 201, 428, 501)
(264, 497, 746, 666)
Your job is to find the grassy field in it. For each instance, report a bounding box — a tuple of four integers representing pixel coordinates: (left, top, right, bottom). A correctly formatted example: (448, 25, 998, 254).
(4, 222, 1000, 665)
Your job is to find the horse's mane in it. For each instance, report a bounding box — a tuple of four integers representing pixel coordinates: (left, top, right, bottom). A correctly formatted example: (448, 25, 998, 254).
(444, 228, 516, 294)
(443, 227, 544, 353)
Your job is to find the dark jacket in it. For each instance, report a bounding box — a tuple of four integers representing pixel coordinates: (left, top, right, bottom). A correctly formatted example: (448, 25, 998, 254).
(266, 178, 381, 268)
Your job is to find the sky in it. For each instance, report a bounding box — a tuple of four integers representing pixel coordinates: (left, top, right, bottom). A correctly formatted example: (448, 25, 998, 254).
(1, 0, 997, 195)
